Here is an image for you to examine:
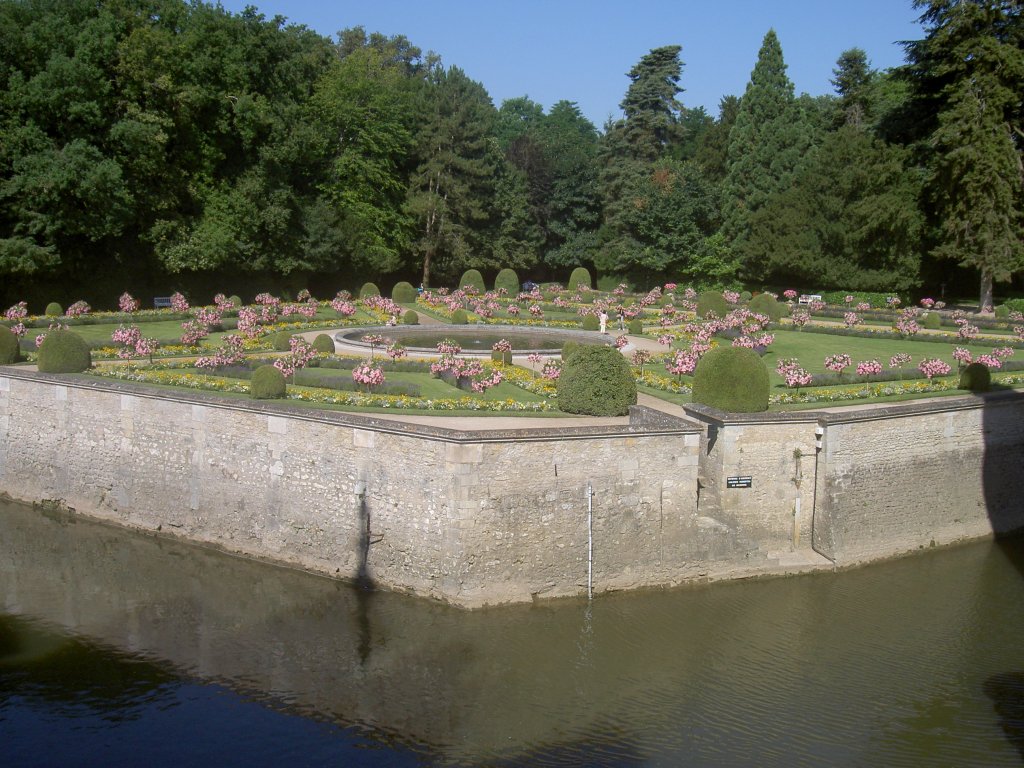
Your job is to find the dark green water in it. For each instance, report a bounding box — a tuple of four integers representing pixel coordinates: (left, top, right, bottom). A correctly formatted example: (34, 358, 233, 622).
(2, 498, 1023, 767)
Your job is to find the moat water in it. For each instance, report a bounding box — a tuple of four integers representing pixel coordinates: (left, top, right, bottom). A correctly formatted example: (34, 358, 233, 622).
(2, 498, 1023, 767)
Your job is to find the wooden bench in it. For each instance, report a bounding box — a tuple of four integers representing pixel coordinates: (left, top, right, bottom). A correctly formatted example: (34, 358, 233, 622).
(153, 296, 173, 309)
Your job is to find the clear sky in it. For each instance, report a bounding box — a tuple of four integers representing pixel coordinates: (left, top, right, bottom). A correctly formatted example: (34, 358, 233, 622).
(217, 0, 925, 127)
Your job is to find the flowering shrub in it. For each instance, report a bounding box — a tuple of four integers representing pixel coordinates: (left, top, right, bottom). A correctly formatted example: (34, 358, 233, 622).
(666, 349, 698, 377)
(824, 353, 852, 373)
(614, 334, 628, 349)
(180, 319, 208, 346)
(170, 292, 190, 312)
(844, 295, 855, 304)
(790, 309, 810, 328)
(386, 342, 407, 361)
(894, 316, 920, 337)
(540, 359, 561, 380)
(856, 359, 883, 376)
(193, 306, 223, 328)
(436, 338, 461, 356)
(195, 334, 244, 370)
(36, 321, 69, 348)
(783, 289, 798, 301)
(886, 296, 901, 308)
(254, 292, 279, 306)
(526, 352, 543, 369)
(631, 349, 652, 371)
(956, 322, 979, 341)
(528, 303, 544, 317)
(976, 354, 1002, 369)
(723, 290, 740, 304)
(855, 302, 871, 312)
(657, 334, 674, 346)
(918, 358, 952, 380)
(4, 301, 28, 321)
(843, 312, 859, 328)
(952, 347, 973, 366)
(784, 367, 813, 388)
(352, 363, 385, 390)
(65, 300, 91, 317)
(118, 292, 140, 313)
(889, 352, 912, 371)
(273, 336, 316, 379)
(492, 338, 512, 353)
(507, 304, 521, 316)
(331, 297, 356, 316)
(920, 297, 935, 308)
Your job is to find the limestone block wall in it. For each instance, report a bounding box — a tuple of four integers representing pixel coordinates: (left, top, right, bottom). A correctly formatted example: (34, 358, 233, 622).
(812, 393, 1024, 563)
(0, 370, 702, 607)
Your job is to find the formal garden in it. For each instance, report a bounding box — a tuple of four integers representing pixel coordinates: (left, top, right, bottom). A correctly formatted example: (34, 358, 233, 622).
(3, 266, 1024, 417)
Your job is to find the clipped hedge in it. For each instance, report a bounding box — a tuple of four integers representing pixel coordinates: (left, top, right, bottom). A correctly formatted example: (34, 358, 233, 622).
(359, 282, 380, 299)
(251, 364, 286, 399)
(748, 293, 785, 322)
(696, 291, 729, 319)
(692, 346, 769, 413)
(44, 302, 63, 316)
(0, 325, 20, 364)
(581, 314, 600, 331)
(494, 268, 520, 294)
(556, 345, 636, 416)
(403, 309, 419, 325)
(451, 308, 469, 325)
(312, 333, 336, 354)
(959, 362, 991, 392)
(271, 330, 294, 351)
(567, 267, 592, 292)
(922, 311, 942, 329)
(458, 269, 485, 293)
(36, 329, 91, 373)
(392, 281, 417, 304)
(628, 318, 644, 335)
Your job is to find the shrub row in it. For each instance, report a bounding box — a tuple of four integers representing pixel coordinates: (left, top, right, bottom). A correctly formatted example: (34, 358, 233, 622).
(792, 323, 1024, 348)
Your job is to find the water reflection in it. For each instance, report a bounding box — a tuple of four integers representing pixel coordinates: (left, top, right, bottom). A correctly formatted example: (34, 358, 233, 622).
(1, 499, 1023, 766)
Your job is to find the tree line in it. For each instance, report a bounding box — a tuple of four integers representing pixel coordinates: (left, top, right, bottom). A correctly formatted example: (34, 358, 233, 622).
(0, 0, 1021, 310)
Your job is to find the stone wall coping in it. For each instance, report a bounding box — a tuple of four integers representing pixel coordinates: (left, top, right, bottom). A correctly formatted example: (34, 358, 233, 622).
(0, 367, 698, 444)
(684, 388, 1024, 428)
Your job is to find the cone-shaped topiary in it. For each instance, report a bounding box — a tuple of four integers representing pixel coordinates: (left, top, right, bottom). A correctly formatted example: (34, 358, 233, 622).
(494, 268, 519, 294)
(557, 345, 637, 416)
(45, 302, 63, 316)
(748, 293, 784, 322)
(271, 330, 293, 351)
(0, 325, 20, 364)
(458, 269, 485, 293)
(567, 267, 592, 291)
(403, 309, 419, 325)
(696, 291, 729, 319)
(359, 282, 380, 298)
(37, 329, 91, 373)
(451, 308, 469, 324)
(251, 364, 286, 399)
(312, 334, 335, 354)
(392, 281, 417, 304)
(959, 362, 991, 392)
(692, 346, 769, 413)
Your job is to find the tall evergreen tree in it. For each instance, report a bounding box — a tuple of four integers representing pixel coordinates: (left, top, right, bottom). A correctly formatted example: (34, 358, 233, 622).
(905, 0, 1023, 311)
(723, 29, 814, 277)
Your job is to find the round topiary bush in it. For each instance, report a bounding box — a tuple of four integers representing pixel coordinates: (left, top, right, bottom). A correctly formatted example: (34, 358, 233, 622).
(36, 329, 91, 373)
(494, 268, 519, 295)
(403, 309, 419, 325)
(229, 294, 243, 308)
(959, 362, 991, 392)
(0, 325, 20, 364)
(692, 346, 769, 413)
(581, 314, 600, 331)
(740, 291, 753, 302)
(923, 312, 942, 329)
(748, 293, 785, 322)
(567, 267, 592, 292)
(45, 302, 63, 317)
(271, 330, 293, 351)
(312, 333, 335, 354)
(451, 308, 469, 325)
(458, 269, 485, 293)
(561, 340, 583, 361)
(994, 305, 1010, 319)
(557, 345, 637, 416)
(251, 364, 286, 399)
(392, 281, 417, 304)
(696, 291, 729, 319)
(359, 282, 380, 299)
(628, 318, 644, 335)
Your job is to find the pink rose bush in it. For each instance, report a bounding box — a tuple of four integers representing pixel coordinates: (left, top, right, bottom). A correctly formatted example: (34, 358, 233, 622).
(118, 292, 140, 313)
(824, 353, 852, 374)
(918, 358, 951, 380)
(352, 363, 385, 390)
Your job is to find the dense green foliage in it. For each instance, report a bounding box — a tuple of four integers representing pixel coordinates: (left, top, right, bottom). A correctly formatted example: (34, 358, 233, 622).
(311, 333, 335, 353)
(1, 0, 1020, 308)
(567, 267, 591, 291)
(493, 268, 519, 294)
(36, 329, 91, 373)
(556, 345, 637, 416)
(581, 314, 600, 331)
(402, 309, 419, 324)
(44, 302, 62, 316)
(958, 362, 991, 391)
(251, 363, 286, 398)
(458, 269, 485, 292)
(391, 281, 417, 303)
(451, 308, 468, 324)
(0, 325, 19, 363)
(271, 331, 293, 351)
(692, 346, 769, 413)
(359, 282, 380, 298)
(748, 293, 785, 321)
(696, 291, 729, 318)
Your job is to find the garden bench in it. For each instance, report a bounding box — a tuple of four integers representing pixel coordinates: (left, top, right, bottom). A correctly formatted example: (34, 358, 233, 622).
(798, 294, 822, 305)
(153, 296, 173, 308)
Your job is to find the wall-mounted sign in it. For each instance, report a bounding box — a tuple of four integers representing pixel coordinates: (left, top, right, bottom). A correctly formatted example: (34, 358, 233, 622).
(727, 476, 753, 489)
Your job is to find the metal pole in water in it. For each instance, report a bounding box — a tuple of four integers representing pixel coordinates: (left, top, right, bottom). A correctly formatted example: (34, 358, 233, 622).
(587, 483, 593, 600)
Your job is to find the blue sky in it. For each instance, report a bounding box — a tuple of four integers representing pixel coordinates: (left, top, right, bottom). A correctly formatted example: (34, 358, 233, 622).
(218, 0, 925, 127)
